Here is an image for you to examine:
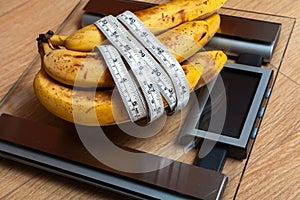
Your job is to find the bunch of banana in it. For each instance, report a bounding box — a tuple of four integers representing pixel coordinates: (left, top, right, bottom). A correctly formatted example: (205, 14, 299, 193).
(33, 0, 228, 126)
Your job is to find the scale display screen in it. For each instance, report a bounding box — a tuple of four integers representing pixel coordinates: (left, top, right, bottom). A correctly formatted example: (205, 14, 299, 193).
(199, 67, 262, 139)
(180, 62, 273, 159)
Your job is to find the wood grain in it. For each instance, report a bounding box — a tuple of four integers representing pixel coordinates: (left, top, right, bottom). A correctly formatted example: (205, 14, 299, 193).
(0, 160, 37, 198)
(0, 0, 30, 16)
(0, 0, 81, 100)
(1, 171, 130, 200)
(0, 0, 299, 199)
(238, 129, 300, 200)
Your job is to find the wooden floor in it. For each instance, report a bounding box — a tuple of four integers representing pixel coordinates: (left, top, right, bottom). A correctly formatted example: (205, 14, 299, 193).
(0, 0, 299, 199)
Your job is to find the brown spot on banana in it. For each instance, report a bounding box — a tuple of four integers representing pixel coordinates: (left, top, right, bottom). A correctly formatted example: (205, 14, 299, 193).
(83, 70, 88, 80)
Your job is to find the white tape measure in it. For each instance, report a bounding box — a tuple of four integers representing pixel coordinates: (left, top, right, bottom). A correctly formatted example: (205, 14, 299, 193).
(94, 12, 190, 123)
(108, 15, 177, 112)
(117, 11, 190, 111)
(95, 16, 165, 122)
(96, 45, 147, 122)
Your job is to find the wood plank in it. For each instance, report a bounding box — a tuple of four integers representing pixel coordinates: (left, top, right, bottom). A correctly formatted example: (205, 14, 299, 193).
(0, 0, 30, 16)
(279, 24, 300, 85)
(224, 0, 299, 18)
(0, 0, 80, 99)
(237, 129, 300, 200)
(0, 0, 81, 198)
(1, 171, 129, 200)
(0, 159, 37, 198)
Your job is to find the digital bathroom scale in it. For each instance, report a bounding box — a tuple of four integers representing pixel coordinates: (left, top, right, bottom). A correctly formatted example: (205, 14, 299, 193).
(0, 61, 272, 199)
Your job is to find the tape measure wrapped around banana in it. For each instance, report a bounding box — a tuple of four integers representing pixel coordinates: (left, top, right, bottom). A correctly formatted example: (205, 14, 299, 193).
(34, 0, 228, 126)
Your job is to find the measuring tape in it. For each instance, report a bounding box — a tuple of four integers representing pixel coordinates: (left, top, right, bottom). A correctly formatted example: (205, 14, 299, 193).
(96, 45, 147, 122)
(108, 15, 177, 112)
(117, 11, 190, 111)
(95, 15, 165, 122)
(94, 12, 190, 123)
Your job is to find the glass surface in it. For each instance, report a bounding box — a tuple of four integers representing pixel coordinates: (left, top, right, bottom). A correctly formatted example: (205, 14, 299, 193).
(0, 1, 296, 199)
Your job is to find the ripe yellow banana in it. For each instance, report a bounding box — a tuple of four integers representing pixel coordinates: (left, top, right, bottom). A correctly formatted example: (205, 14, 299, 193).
(49, 34, 67, 47)
(135, 0, 226, 34)
(50, 0, 226, 52)
(43, 14, 220, 88)
(33, 63, 203, 126)
(38, 34, 114, 88)
(157, 13, 220, 63)
(184, 50, 227, 89)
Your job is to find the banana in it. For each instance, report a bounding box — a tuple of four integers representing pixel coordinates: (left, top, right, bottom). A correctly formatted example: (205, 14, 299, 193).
(43, 14, 221, 88)
(50, 0, 226, 52)
(135, 0, 226, 34)
(157, 13, 220, 63)
(33, 63, 203, 126)
(34, 69, 126, 126)
(184, 50, 228, 89)
(38, 33, 114, 88)
(49, 34, 67, 47)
